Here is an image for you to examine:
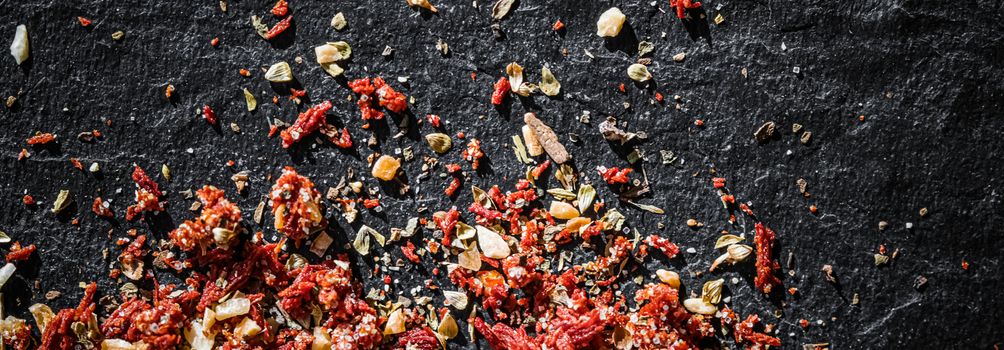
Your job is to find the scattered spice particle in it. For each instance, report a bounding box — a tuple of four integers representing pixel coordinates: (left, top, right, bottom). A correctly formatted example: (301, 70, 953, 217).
(77, 16, 92, 27)
(210, 37, 220, 46)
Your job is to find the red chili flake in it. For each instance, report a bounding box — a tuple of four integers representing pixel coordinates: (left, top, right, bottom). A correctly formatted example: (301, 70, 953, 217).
(471, 71, 477, 81)
(655, 91, 664, 102)
(239, 68, 250, 76)
(226, 159, 235, 167)
(210, 37, 220, 46)
(491, 77, 510, 105)
(290, 87, 306, 99)
(362, 198, 380, 209)
(329, 127, 353, 148)
(435, 208, 460, 246)
(165, 84, 175, 99)
(598, 166, 632, 184)
(445, 163, 462, 173)
(70, 158, 83, 171)
(426, 114, 442, 128)
(202, 105, 217, 125)
(456, 131, 466, 139)
(712, 177, 726, 188)
(22, 195, 35, 206)
(552, 19, 565, 31)
(77, 16, 92, 27)
(531, 160, 551, 179)
(462, 139, 485, 170)
(271, 0, 289, 17)
(397, 327, 440, 349)
(754, 222, 782, 294)
(17, 148, 29, 160)
(402, 241, 421, 263)
(695, 119, 705, 127)
(788, 287, 798, 295)
(859, 115, 866, 122)
(5, 241, 36, 262)
(268, 124, 280, 138)
(92, 197, 114, 218)
(799, 319, 809, 328)
(618, 83, 626, 93)
(669, 0, 703, 19)
(280, 100, 332, 148)
(878, 244, 887, 255)
(721, 194, 735, 204)
(962, 260, 970, 271)
(264, 15, 293, 39)
(444, 177, 461, 197)
(26, 133, 56, 145)
(131, 165, 162, 197)
(643, 235, 679, 258)
(374, 77, 408, 113)
(809, 204, 818, 214)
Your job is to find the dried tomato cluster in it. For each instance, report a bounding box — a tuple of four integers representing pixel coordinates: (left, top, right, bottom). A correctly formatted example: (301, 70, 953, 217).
(348, 77, 407, 122)
(170, 186, 242, 252)
(125, 165, 164, 221)
(269, 167, 324, 241)
(279, 100, 335, 148)
(598, 166, 632, 184)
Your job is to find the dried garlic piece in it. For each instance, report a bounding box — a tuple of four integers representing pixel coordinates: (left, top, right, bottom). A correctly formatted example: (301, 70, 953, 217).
(315, 42, 351, 64)
(539, 66, 560, 96)
(438, 312, 459, 339)
(714, 234, 744, 249)
(476, 225, 510, 259)
(683, 298, 717, 315)
(596, 8, 626, 37)
(627, 63, 652, 82)
(521, 125, 543, 157)
(331, 12, 347, 30)
(406, 0, 438, 12)
(10, 25, 28, 65)
(442, 290, 468, 310)
(52, 190, 72, 214)
(265, 61, 293, 83)
(656, 269, 680, 288)
(371, 155, 401, 181)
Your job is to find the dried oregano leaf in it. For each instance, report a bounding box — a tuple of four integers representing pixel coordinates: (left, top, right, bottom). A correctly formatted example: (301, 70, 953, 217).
(638, 41, 655, 57)
(492, 0, 517, 20)
(702, 279, 725, 304)
(511, 135, 532, 164)
(243, 88, 257, 112)
(539, 66, 560, 97)
(627, 64, 652, 82)
(250, 16, 268, 38)
(627, 201, 664, 214)
(354, 225, 375, 255)
(0, 230, 10, 243)
(714, 234, 744, 249)
(546, 188, 576, 201)
(577, 184, 595, 213)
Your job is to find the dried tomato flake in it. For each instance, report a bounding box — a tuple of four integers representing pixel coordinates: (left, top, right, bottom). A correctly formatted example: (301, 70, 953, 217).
(669, 0, 703, 19)
(491, 77, 510, 105)
(26, 133, 56, 145)
(202, 105, 217, 125)
(265, 15, 293, 39)
(77, 16, 92, 26)
(5, 241, 36, 262)
(552, 19, 565, 31)
(22, 194, 34, 206)
(280, 100, 332, 148)
(210, 37, 220, 46)
(598, 166, 632, 184)
(271, 0, 290, 17)
(92, 197, 114, 218)
(425, 114, 441, 128)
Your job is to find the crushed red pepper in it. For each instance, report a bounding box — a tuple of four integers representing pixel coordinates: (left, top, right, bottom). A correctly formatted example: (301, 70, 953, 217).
(26, 133, 56, 145)
(271, 0, 290, 17)
(264, 16, 293, 39)
(5, 241, 36, 262)
(491, 77, 510, 105)
(669, 0, 703, 19)
(754, 222, 782, 294)
(269, 167, 324, 241)
(280, 100, 332, 148)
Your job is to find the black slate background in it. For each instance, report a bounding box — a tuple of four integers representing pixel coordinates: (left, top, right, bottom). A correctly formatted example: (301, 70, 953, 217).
(1, 0, 1003, 348)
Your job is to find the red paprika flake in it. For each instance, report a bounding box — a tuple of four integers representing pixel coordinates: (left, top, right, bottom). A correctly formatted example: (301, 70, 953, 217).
(202, 105, 217, 125)
(362, 198, 380, 209)
(598, 166, 632, 184)
(444, 177, 461, 197)
(271, 0, 289, 17)
(5, 241, 36, 262)
(426, 114, 442, 128)
(77, 16, 92, 27)
(669, 0, 703, 19)
(280, 100, 332, 148)
(131, 165, 162, 197)
(92, 197, 114, 218)
(69, 158, 83, 171)
(210, 37, 220, 46)
(401, 241, 421, 263)
(22, 195, 35, 206)
(754, 222, 782, 294)
(491, 76, 510, 105)
(26, 133, 56, 145)
(329, 127, 353, 149)
(552, 19, 565, 31)
(462, 139, 485, 170)
(655, 91, 664, 102)
(264, 15, 293, 39)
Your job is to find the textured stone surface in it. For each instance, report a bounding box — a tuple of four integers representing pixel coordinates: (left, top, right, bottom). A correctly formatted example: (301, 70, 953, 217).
(1, 0, 1002, 348)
